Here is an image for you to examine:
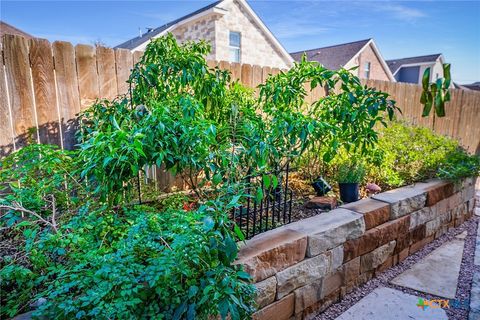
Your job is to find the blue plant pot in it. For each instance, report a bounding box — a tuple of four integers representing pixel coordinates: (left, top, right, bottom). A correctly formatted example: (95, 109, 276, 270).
(339, 183, 359, 203)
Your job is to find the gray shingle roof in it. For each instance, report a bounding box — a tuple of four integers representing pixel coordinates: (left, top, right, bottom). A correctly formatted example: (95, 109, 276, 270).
(289, 39, 371, 70)
(386, 53, 442, 74)
(115, 0, 223, 50)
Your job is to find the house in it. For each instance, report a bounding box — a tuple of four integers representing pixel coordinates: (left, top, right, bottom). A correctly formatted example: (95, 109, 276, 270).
(0, 21, 33, 39)
(455, 82, 480, 91)
(116, 0, 293, 69)
(386, 53, 447, 85)
(290, 39, 395, 82)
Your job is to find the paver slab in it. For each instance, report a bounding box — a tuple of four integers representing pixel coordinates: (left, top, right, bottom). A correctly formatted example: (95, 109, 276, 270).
(335, 287, 447, 320)
(470, 271, 480, 320)
(390, 239, 464, 298)
(475, 225, 480, 266)
(455, 231, 468, 239)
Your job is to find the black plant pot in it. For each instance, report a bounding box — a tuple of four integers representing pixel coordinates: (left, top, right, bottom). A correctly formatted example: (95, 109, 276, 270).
(311, 177, 332, 196)
(339, 183, 359, 203)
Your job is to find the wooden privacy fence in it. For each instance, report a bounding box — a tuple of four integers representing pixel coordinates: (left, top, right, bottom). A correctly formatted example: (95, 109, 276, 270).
(361, 79, 480, 154)
(1, 34, 480, 160)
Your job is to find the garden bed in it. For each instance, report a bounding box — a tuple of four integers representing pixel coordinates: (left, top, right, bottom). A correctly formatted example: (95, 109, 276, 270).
(1, 35, 479, 320)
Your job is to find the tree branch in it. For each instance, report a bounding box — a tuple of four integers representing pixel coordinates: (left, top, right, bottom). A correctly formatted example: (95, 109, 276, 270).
(0, 202, 58, 232)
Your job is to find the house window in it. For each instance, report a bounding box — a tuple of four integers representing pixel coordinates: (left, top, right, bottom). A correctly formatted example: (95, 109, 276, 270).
(229, 31, 241, 63)
(364, 62, 371, 79)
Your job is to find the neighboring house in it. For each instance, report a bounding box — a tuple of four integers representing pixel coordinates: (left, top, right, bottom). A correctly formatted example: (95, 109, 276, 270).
(461, 82, 480, 91)
(386, 53, 447, 85)
(0, 21, 33, 39)
(290, 39, 395, 82)
(116, 0, 293, 69)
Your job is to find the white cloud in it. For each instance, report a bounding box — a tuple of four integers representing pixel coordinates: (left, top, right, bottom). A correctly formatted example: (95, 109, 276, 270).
(270, 22, 331, 38)
(36, 33, 124, 47)
(373, 3, 426, 22)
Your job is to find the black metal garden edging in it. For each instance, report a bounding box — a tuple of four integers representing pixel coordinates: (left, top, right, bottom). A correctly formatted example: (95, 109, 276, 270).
(231, 164, 294, 240)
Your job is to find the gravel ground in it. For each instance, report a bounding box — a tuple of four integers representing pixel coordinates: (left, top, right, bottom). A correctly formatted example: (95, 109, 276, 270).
(315, 216, 479, 320)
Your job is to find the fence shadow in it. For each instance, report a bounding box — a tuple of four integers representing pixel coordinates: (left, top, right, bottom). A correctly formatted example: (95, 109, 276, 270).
(0, 118, 80, 157)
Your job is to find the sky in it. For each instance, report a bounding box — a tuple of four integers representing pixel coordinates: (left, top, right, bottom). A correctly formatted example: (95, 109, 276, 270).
(1, 0, 479, 84)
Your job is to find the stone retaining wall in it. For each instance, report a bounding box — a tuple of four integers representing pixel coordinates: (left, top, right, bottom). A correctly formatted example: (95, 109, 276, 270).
(236, 178, 477, 320)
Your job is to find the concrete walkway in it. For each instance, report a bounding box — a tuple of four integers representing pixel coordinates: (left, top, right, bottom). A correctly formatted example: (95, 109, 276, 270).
(334, 221, 479, 320)
(390, 238, 464, 298)
(336, 287, 448, 320)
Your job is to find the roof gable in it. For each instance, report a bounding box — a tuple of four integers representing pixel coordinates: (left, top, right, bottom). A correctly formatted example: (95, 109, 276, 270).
(290, 39, 395, 81)
(290, 39, 371, 70)
(386, 54, 442, 75)
(115, 0, 293, 66)
(115, 1, 223, 50)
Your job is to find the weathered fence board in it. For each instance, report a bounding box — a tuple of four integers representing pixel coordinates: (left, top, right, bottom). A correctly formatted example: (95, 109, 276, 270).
(52, 41, 81, 149)
(240, 63, 252, 87)
(0, 46, 15, 156)
(1, 35, 479, 160)
(115, 48, 133, 95)
(75, 44, 99, 110)
(29, 38, 60, 146)
(96, 46, 118, 100)
(3, 35, 37, 147)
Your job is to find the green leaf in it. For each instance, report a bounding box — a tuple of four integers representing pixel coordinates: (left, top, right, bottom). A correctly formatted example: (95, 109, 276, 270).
(422, 92, 433, 117)
(219, 300, 229, 319)
(187, 304, 196, 320)
(227, 195, 241, 208)
(443, 63, 451, 82)
(224, 236, 238, 261)
(112, 116, 121, 130)
(422, 67, 431, 90)
(420, 91, 427, 104)
(262, 175, 271, 189)
(212, 173, 222, 186)
(272, 175, 278, 189)
(435, 93, 445, 117)
(444, 90, 451, 102)
(173, 301, 187, 320)
(203, 216, 215, 232)
(236, 271, 251, 280)
(255, 187, 263, 203)
(233, 224, 245, 241)
(188, 286, 198, 298)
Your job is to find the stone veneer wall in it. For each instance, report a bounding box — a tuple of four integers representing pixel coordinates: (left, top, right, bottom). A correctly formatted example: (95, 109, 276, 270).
(171, 16, 217, 59)
(170, 0, 291, 69)
(353, 43, 391, 81)
(213, 0, 290, 69)
(236, 178, 477, 320)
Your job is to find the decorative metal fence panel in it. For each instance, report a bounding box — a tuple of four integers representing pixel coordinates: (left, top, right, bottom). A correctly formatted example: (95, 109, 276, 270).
(231, 165, 294, 239)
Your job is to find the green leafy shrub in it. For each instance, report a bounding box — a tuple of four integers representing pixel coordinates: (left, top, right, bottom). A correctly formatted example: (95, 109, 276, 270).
(33, 203, 254, 319)
(366, 122, 479, 188)
(157, 193, 191, 210)
(437, 150, 480, 180)
(1, 201, 255, 319)
(336, 161, 366, 183)
(0, 144, 80, 220)
(296, 121, 479, 191)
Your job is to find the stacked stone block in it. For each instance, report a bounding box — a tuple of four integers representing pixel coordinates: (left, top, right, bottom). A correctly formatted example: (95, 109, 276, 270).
(236, 178, 477, 320)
